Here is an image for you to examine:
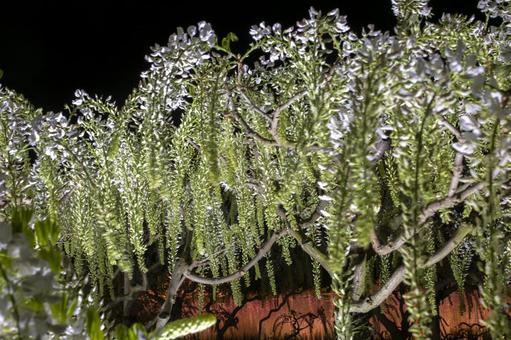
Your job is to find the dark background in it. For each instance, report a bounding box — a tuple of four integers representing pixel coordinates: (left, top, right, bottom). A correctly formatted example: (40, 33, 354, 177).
(0, 0, 481, 112)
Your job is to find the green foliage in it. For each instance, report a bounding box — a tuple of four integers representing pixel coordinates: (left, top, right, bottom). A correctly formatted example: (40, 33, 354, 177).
(155, 313, 216, 339)
(87, 308, 105, 340)
(221, 32, 238, 52)
(0, 210, 91, 339)
(1, 0, 511, 338)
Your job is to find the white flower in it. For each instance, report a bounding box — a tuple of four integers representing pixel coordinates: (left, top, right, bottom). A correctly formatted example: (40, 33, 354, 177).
(249, 22, 271, 41)
(335, 16, 350, 33)
(452, 142, 476, 155)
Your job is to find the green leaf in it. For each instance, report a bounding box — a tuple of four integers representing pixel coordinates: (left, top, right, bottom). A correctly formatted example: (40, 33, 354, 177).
(23, 297, 45, 314)
(115, 323, 148, 340)
(155, 314, 216, 339)
(221, 32, 238, 51)
(39, 247, 62, 273)
(11, 208, 34, 247)
(35, 219, 60, 247)
(107, 133, 121, 160)
(50, 292, 77, 324)
(0, 68, 3, 79)
(86, 308, 105, 340)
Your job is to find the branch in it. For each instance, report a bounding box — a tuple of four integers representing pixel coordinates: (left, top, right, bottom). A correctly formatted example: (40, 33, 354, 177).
(227, 108, 279, 146)
(269, 91, 307, 141)
(352, 255, 367, 301)
(184, 228, 289, 285)
(351, 223, 474, 313)
(237, 86, 272, 123)
(439, 116, 464, 197)
(439, 116, 462, 140)
(286, 228, 332, 276)
(369, 138, 391, 165)
(448, 152, 464, 197)
(275, 205, 333, 275)
(371, 181, 486, 256)
(152, 258, 189, 330)
(298, 198, 329, 228)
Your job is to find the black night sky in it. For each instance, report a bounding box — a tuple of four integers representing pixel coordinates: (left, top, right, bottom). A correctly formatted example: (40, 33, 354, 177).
(0, 0, 481, 112)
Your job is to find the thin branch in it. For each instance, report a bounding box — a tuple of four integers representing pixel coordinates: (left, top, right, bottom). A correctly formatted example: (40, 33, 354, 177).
(237, 86, 272, 123)
(439, 115, 465, 197)
(275, 204, 332, 275)
(227, 108, 279, 146)
(299, 198, 329, 228)
(448, 152, 464, 197)
(439, 116, 462, 140)
(270, 91, 307, 140)
(189, 247, 228, 270)
(371, 181, 486, 256)
(184, 228, 289, 285)
(286, 228, 332, 276)
(352, 223, 474, 313)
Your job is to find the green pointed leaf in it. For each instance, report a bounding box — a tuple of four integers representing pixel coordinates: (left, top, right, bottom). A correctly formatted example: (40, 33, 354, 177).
(86, 308, 105, 340)
(155, 314, 216, 339)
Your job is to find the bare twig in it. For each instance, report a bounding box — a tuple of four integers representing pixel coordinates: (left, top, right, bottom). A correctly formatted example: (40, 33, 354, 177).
(237, 86, 272, 123)
(438, 116, 462, 140)
(269, 91, 307, 141)
(184, 228, 289, 285)
(448, 152, 464, 197)
(371, 180, 486, 255)
(352, 223, 474, 313)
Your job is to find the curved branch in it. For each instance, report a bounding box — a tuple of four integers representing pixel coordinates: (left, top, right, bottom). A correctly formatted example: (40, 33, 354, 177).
(237, 86, 272, 123)
(299, 198, 329, 228)
(270, 91, 307, 140)
(275, 204, 332, 275)
(184, 228, 289, 285)
(352, 223, 474, 313)
(286, 228, 332, 276)
(372, 181, 486, 256)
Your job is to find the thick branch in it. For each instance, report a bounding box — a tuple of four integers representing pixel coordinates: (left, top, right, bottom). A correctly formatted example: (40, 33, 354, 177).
(184, 228, 289, 285)
(152, 258, 189, 330)
(351, 223, 474, 313)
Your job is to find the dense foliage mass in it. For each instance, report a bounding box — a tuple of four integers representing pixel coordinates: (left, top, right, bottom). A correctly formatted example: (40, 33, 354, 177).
(1, 0, 511, 338)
